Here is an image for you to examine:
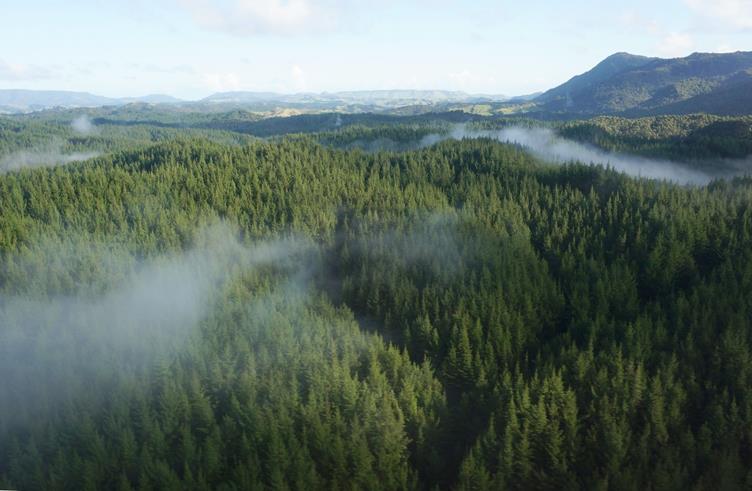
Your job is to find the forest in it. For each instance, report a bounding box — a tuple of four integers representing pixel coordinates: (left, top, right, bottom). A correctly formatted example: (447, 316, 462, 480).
(1, 110, 752, 490)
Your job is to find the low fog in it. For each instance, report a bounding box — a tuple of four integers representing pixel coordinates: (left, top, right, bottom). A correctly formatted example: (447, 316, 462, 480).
(0, 223, 313, 429)
(0, 116, 100, 172)
(343, 212, 468, 285)
(417, 125, 721, 185)
(336, 124, 732, 185)
(345, 211, 530, 287)
(0, 143, 100, 173)
(71, 114, 98, 135)
(495, 126, 715, 185)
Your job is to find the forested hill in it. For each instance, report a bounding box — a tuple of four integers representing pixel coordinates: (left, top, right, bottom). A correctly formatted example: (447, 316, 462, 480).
(1, 130, 752, 489)
(534, 51, 752, 116)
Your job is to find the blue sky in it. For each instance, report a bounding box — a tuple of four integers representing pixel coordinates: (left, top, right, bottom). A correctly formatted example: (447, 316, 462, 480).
(1, 0, 750, 99)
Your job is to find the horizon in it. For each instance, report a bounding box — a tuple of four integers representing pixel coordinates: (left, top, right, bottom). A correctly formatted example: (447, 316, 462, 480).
(2, 1, 750, 100)
(0, 87, 519, 100)
(2, 49, 750, 102)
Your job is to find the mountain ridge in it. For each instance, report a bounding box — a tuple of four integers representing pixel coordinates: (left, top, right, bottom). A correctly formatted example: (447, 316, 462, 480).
(533, 51, 752, 116)
(3, 52, 752, 116)
(200, 90, 509, 105)
(0, 89, 183, 113)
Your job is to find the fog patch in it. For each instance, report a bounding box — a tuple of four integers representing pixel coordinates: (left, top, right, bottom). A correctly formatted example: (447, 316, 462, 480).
(71, 114, 97, 135)
(342, 210, 527, 285)
(415, 124, 751, 185)
(368, 213, 467, 276)
(417, 132, 448, 148)
(0, 222, 313, 429)
(496, 126, 714, 185)
(0, 141, 100, 173)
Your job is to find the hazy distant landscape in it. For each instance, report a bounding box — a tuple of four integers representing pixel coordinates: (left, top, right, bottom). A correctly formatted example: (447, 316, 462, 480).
(2, 1, 752, 490)
(3, 51, 751, 118)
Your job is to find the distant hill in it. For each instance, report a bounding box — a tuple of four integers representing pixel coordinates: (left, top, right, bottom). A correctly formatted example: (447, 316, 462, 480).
(0, 89, 510, 114)
(534, 51, 752, 116)
(0, 90, 116, 112)
(120, 94, 183, 105)
(0, 90, 183, 113)
(201, 90, 509, 106)
(507, 92, 543, 103)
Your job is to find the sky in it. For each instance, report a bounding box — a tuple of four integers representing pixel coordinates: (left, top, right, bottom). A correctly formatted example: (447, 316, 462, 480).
(0, 0, 750, 99)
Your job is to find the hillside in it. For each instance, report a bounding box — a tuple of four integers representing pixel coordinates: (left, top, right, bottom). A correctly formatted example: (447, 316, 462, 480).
(201, 90, 508, 104)
(534, 51, 752, 116)
(0, 90, 183, 113)
(2, 121, 752, 489)
(0, 90, 117, 113)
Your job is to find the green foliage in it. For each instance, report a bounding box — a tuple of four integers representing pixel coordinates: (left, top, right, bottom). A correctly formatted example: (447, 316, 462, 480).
(560, 114, 752, 161)
(535, 51, 752, 116)
(1, 119, 752, 490)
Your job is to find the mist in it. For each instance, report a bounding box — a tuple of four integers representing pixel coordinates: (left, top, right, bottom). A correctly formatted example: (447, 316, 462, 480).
(0, 116, 102, 172)
(330, 125, 728, 185)
(0, 141, 100, 173)
(71, 114, 97, 135)
(496, 126, 716, 185)
(417, 125, 722, 185)
(342, 213, 466, 285)
(343, 210, 532, 289)
(0, 223, 313, 429)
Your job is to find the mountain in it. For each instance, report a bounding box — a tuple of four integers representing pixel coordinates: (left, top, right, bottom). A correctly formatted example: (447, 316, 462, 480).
(652, 69, 752, 115)
(0, 89, 183, 113)
(538, 53, 657, 108)
(0, 90, 117, 112)
(325, 90, 508, 103)
(120, 94, 183, 104)
(200, 92, 286, 104)
(534, 51, 752, 116)
(507, 91, 544, 103)
(201, 90, 509, 106)
(0, 88, 510, 115)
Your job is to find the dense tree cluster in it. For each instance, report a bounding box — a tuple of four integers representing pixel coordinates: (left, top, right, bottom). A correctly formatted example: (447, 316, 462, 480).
(0, 116, 255, 158)
(317, 124, 448, 152)
(0, 119, 751, 489)
(559, 114, 752, 161)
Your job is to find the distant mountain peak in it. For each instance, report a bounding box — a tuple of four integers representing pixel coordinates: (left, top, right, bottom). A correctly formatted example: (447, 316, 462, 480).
(534, 50, 752, 116)
(603, 52, 648, 61)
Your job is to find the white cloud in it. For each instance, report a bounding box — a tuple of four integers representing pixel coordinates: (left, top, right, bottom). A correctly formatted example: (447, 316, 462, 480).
(448, 70, 473, 90)
(617, 11, 696, 59)
(71, 115, 97, 136)
(657, 32, 695, 57)
(202, 72, 242, 91)
(619, 10, 660, 33)
(684, 0, 752, 29)
(176, 0, 334, 35)
(0, 59, 53, 81)
(291, 65, 307, 92)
